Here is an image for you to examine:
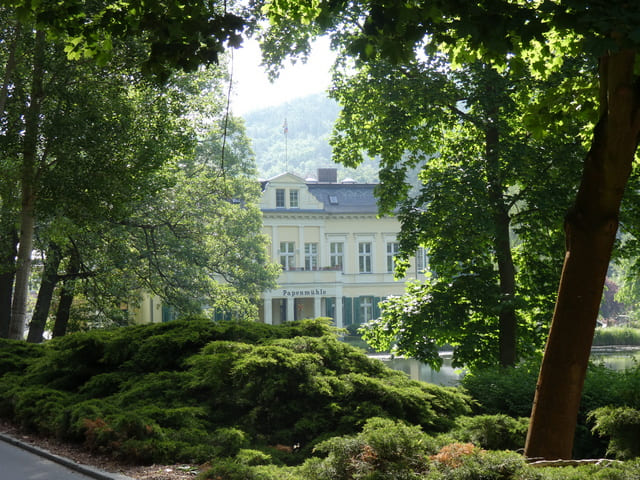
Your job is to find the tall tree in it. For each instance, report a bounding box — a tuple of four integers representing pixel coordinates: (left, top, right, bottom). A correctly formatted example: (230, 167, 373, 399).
(19, 64, 278, 340)
(331, 57, 584, 369)
(257, 0, 640, 459)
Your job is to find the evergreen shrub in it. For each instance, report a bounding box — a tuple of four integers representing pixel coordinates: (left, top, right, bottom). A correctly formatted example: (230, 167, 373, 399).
(448, 414, 529, 451)
(590, 406, 640, 459)
(0, 318, 470, 465)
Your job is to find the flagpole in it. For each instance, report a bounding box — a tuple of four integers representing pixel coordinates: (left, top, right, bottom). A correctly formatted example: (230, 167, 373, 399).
(283, 118, 288, 171)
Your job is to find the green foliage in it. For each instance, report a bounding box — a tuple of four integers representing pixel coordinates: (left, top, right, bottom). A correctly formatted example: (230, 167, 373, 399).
(460, 361, 540, 418)
(590, 407, 640, 459)
(0, 319, 470, 465)
(0, 339, 44, 376)
(302, 417, 439, 480)
(334, 53, 585, 368)
(593, 328, 640, 346)
(462, 360, 640, 458)
(448, 415, 529, 451)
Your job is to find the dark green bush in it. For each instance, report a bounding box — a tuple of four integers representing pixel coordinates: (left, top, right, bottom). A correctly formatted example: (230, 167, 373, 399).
(449, 414, 529, 451)
(462, 360, 640, 458)
(590, 406, 640, 459)
(0, 319, 470, 465)
(460, 361, 539, 418)
(0, 339, 45, 376)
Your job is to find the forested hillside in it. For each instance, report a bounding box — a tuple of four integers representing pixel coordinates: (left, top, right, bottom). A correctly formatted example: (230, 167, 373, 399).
(242, 93, 379, 182)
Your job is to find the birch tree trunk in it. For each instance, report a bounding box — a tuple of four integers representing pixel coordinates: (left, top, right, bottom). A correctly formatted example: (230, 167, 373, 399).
(525, 48, 640, 460)
(8, 29, 45, 340)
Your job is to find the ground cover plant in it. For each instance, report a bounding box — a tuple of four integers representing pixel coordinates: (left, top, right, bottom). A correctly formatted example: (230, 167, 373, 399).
(461, 358, 640, 459)
(2, 317, 640, 479)
(0, 318, 470, 465)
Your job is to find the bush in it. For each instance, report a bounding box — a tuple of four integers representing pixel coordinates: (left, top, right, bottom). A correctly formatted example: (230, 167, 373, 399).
(448, 414, 529, 451)
(431, 448, 528, 480)
(460, 361, 539, 418)
(590, 406, 640, 459)
(462, 360, 640, 458)
(301, 417, 439, 480)
(0, 319, 471, 465)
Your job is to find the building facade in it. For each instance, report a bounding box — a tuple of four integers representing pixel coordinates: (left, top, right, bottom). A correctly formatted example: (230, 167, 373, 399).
(259, 170, 426, 328)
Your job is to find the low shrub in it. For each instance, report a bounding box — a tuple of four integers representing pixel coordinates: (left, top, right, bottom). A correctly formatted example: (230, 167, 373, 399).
(0, 319, 471, 465)
(589, 406, 640, 459)
(460, 360, 539, 418)
(301, 417, 439, 480)
(448, 414, 529, 451)
(462, 360, 640, 458)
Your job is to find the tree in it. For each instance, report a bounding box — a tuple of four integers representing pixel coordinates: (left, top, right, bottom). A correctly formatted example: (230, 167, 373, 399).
(329, 55, 585, 369)
(257, 0, 640, 459)
(0, 0, 249, 339)
(6, 0, 245, 81)
(18, 65, 278, 340)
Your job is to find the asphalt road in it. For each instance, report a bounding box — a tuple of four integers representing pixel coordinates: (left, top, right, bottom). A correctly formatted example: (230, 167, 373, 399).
(0, 438, 97, 479)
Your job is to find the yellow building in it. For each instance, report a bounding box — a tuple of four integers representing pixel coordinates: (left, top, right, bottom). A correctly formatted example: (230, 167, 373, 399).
(259, 169, 426, 327)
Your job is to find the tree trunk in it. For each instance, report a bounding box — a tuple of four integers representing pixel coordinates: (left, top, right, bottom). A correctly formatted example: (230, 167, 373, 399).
(525, 49, 640, 460)
(52, 250, 80, 338)
(485, 108, 517, 367)
(8, 29, 45, 340)
(0, 21, 20, 119)
(26, 245, 62, 343)
(0, 222, 18, 338)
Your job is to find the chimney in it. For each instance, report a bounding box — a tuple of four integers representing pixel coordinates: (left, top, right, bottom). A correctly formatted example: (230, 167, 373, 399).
(317, 168, 338, 183)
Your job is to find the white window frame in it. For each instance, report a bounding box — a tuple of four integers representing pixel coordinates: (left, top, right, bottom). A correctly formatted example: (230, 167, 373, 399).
(360, 296, 374, 322)
(416, 246, 428, 273)
(280, 242, 295, 270)
(304, 242, 318, 270)
(358, 242, 372, 273)
(330, 242, 344, 271)
(386, 242, 400, 273)
(289, 189, 299, 208)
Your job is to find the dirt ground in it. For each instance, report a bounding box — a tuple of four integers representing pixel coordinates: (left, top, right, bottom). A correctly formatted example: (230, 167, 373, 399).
(0, 419, 201, 480)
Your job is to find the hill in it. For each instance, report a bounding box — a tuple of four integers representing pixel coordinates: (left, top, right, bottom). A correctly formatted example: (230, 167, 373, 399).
(242, 93, 379, 182)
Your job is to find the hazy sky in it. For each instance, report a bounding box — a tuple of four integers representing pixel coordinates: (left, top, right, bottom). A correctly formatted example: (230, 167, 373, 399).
(229, 36, 335, 115)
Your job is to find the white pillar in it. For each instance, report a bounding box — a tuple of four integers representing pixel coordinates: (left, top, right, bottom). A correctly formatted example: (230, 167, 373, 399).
(314, 296, 321, 319)
(264, 297, 272, 325)
(287, 298, 295, 322)
(335, 295, 343, 329)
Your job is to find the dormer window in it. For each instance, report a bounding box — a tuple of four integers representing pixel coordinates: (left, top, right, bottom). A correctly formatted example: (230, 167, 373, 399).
(276, 189, 285, 208)
(289, 190, 299, 208)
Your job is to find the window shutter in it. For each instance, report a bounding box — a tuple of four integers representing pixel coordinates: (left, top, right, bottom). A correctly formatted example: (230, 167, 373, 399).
(343, 297, 353, 325)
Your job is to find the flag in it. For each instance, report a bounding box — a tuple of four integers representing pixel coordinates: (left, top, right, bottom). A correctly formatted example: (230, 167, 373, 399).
(283, 118, 288, 135)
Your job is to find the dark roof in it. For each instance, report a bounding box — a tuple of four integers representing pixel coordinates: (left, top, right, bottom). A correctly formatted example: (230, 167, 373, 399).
(307, 183, 378, 214)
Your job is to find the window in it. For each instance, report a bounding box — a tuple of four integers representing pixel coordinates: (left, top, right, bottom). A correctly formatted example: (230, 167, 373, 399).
(416, 247, 428, 273)
(275, 189, 285, 208)
(304, 243, 318, 270)
(330, 242, 344, 270)
(358, 242, 372, 273)
(280, 242, 295, 270)
(289, 190, 299, 208)
(360, 296, 374, 323)
(386, 242, 400, 273)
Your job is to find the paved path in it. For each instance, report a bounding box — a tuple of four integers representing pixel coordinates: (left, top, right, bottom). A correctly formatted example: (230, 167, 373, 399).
(0, 433, 133, 480)
(0, 438, 95, 479)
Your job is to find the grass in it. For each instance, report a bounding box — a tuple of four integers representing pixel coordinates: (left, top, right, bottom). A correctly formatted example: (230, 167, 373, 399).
(593, 327, 640, 346)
